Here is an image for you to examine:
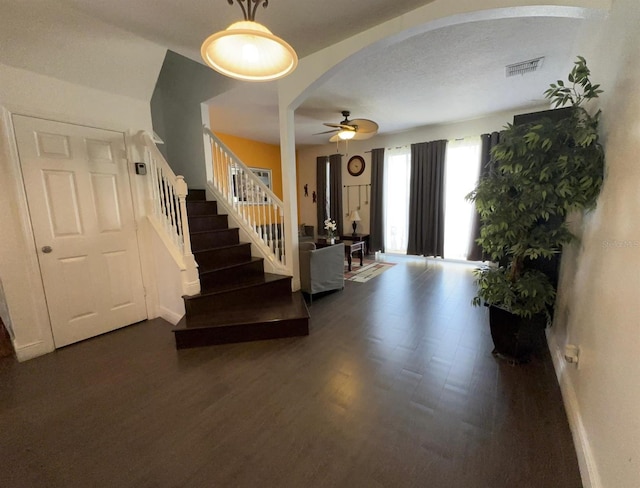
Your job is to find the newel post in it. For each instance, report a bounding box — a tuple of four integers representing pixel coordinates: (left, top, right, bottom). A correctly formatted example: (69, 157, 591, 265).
(175, 176, 193, 258)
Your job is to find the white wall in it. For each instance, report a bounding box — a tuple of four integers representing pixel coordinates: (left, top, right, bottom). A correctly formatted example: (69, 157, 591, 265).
(296, 107, 547, 237)
(0, 63, 158, 360)
(547, 0, 640, 487)
(147, 222, 187, 325)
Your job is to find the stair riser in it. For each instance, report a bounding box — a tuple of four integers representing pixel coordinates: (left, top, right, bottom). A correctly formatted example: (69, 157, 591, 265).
(191, 229, 239, 251)
(187, 189, 207, 201)
(174, 318, 309, 349)
(185, 279, 292, 317)
(188, 215, 228, 232)
(186, 201, 218, 215)
(194, 244, 253, 271)
(199, 260, 265, 291)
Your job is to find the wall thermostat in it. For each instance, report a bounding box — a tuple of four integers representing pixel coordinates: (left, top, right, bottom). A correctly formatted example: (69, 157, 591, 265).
(134, 162, 147, 175)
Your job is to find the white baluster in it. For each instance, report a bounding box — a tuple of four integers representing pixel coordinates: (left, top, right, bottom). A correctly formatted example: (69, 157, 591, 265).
(281, 207, 286, 264)
(175, 176, 192, 257)
(168, 185, 178, 238)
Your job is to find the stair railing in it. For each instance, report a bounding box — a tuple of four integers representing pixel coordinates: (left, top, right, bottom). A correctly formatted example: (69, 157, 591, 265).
(204, 127, 287, 272)
(137, 131, 193, 261)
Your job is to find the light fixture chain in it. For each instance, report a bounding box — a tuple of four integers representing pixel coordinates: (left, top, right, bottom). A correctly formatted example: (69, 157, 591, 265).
(227, 0, 269, 21)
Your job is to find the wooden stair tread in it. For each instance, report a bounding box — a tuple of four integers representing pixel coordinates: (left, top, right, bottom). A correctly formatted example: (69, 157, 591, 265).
(189, 213, 227, 219)
(190, 228, 236, 235)
(178, 292, 309, 329)
(198, 256, 263, 275)
(193, 242, 250, 254)
(184, 272, 290, 298)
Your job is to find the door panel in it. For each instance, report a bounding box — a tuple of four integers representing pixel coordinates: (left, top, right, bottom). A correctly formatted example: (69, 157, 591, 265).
(42, 170, 84, 236)
(91, 172, 122, 232)
(13, 115, 146, 347)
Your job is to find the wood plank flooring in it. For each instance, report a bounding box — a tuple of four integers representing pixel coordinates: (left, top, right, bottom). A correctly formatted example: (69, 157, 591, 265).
(0, 257, 582, 488)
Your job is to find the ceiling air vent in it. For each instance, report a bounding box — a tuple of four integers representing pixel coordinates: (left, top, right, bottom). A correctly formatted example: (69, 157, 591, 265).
(506, 57, 544, 77)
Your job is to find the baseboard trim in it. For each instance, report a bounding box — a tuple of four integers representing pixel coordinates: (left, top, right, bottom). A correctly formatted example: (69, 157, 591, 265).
(547, 331, 601, 488)
(15, 340, 52, 362)
(159, 306, 183, 326)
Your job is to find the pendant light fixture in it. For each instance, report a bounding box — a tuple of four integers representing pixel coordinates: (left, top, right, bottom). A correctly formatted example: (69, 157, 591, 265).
(201, 0, 298, 82)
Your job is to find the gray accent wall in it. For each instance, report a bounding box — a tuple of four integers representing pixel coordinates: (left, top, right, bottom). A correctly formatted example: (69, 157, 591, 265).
(151, 50, 235, 189)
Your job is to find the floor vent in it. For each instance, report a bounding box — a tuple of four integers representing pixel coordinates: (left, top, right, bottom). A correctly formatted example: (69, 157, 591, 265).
(506, 57, 544, 77)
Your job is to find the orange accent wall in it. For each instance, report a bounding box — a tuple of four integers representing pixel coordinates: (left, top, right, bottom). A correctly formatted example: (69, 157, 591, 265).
(214, 132, 283, 199)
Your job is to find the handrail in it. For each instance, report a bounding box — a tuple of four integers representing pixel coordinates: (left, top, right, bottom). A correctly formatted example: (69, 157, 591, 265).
(203, 127, 287, 271)
(137, 131, 194, 261)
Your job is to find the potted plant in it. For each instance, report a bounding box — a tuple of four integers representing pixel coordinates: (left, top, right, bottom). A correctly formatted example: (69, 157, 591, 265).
(467, 57, 605, 362)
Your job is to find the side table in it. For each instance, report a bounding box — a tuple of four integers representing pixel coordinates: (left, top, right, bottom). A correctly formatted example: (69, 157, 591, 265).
(343, 240, 365, 271)
(340, 233, 370, 255)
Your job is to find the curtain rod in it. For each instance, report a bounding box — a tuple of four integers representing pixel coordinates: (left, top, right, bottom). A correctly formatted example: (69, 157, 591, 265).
(343, 184, 371, 188)
(362, 134, 485, 153)
(364, 145, 407, 154)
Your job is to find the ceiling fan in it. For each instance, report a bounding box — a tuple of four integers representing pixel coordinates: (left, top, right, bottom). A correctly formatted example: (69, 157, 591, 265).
(315, 111, 379, 142)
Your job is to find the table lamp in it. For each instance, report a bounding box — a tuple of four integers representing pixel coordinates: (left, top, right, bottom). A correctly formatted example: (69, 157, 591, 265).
(348, 210, 361, 235)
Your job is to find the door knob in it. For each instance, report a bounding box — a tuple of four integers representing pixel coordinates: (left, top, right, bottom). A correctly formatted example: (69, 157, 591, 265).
(41, 246, 53, 254)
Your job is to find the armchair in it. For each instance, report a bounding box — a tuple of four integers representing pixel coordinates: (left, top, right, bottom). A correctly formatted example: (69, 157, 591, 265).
(299, 242, 344, 300)
(299, 224, 315, 243)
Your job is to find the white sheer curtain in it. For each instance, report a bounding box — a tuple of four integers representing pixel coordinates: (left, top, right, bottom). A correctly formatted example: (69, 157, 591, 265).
(444, 137, 482, 260)
(383, 147, 411, 254)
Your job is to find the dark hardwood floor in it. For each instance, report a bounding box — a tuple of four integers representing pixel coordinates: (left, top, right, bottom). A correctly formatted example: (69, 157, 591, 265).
(0, 257, 582, 488)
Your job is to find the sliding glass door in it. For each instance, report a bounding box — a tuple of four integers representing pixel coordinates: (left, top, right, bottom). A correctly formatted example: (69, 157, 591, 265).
(380, 138, 481, 259)
(443, 137, 481, 260)
(383, 148, 411, 253)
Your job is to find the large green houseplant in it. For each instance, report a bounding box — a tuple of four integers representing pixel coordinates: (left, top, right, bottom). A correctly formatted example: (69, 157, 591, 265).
(467, 57, 605, 360)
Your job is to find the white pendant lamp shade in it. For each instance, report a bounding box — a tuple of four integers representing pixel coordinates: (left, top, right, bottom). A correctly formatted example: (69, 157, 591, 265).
(201, 20, 298, 82)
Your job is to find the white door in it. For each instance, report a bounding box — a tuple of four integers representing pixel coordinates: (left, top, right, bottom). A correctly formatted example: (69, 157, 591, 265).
(13, 115, 147, 347)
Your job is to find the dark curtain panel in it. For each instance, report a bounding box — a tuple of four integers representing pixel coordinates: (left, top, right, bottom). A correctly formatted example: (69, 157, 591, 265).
(467, 131, 501, 261)
(369, 148, 385, 252)
(328, 154, 343, 235)
(407, 140, 447, 258)
(316, 156, 328, 233)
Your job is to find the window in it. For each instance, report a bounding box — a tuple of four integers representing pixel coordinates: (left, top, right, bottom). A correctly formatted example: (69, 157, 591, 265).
(443, 137, 481, 260)
(231, 166, 272, 204)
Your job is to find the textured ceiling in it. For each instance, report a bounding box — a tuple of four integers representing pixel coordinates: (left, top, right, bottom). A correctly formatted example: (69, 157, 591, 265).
(210, 15, 599, 145)
(2, 1, 604, 145)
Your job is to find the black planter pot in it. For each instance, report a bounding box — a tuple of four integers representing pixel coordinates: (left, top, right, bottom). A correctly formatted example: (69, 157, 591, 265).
(488, 306, 547, 363)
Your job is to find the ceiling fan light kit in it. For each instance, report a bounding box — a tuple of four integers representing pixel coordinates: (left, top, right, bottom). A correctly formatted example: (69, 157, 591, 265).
(338, 129, 356, 140)
(201, 0, 298, 82)
(321, 111, 379, 143)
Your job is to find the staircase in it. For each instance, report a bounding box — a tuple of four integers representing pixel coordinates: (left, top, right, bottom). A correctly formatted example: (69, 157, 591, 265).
(172, 190, 309, 349)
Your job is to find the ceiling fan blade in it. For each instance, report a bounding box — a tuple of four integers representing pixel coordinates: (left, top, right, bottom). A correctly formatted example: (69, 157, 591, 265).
(323, 122, 356, 130)
(349, 119, 379, 134)
(313, 129, 339, 135)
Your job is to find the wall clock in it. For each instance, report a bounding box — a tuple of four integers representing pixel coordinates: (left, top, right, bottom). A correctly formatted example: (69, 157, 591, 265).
(347, 155, 365, 176)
